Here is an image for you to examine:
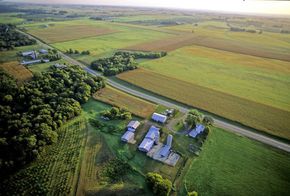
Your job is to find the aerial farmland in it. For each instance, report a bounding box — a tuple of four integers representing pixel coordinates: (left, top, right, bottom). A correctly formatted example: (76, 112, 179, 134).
(0, 1, 290, 196)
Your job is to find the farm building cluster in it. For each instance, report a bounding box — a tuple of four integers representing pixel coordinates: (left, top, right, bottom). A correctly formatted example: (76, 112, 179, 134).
(21, 49, 50, 65)
(121, 111, 180, 166)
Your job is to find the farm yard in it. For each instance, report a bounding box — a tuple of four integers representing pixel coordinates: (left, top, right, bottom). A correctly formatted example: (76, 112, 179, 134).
(0, 61, 33, 82)
(93, 86, 157, 118)
(0, 117, 88, 195)
(117, 68, 290, 140)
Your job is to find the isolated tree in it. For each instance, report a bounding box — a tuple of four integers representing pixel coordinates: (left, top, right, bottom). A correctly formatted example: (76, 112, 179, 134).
(203, 116, 214, 127)
(146, 172, 172, 196)
(188, 191, 198, 196)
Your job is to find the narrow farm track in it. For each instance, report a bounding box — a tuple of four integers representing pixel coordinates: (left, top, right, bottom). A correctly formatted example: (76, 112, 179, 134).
(18, 30, 290, 153)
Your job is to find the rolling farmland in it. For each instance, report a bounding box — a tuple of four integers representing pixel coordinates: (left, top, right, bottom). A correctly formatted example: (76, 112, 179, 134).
(184, 127, 290, 196)
(93, 86, 157, 118)
(0, 61, 33, 82)
(117, 68, 290, 139)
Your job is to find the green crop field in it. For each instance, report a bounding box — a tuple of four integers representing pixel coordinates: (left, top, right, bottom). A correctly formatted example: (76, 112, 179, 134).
(117, 69, 290, 140)
(0, 117, 88, 195)
(184, 127, 290, 196)
(139, 45, 290, 112)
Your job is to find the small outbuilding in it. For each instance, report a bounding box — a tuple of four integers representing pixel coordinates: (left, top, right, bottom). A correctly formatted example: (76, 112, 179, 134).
(121, 131, 135, 143)
(127, 120, 140, 132)
(160, 145, 171, 157)
(188, 124, 205, 138)
(152, 113, 167, 123)
(138, 138, 155, 152)
(39, 49, 48, 54)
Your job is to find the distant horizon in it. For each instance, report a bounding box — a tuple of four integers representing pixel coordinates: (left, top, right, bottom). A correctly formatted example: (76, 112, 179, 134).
(4, 0, 290, 16)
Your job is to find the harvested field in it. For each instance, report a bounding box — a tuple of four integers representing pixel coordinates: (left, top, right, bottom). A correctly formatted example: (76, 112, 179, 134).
(93, 86, 157, 118)
(0, 61, 33, 82)
(117, 69, 290, 140)
(29, 25, 118, 43)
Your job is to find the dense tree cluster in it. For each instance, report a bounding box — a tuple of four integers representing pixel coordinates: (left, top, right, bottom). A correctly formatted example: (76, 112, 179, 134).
(101, 107, 132, 120)
(0, 24, 36, 51)
(185, 109, 214, 129)
(91, 51, 166, 76)
(0, 66, 105, 172)
(146, 172, 172, 196)
(91, 53, 137, 76)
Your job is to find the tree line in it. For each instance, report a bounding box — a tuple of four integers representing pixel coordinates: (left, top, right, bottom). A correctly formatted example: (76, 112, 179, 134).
(0, 66, 105, 173)
(91, 51, 167, 76)
(0, 24, 36, 51)
(65, 48, 90, 55)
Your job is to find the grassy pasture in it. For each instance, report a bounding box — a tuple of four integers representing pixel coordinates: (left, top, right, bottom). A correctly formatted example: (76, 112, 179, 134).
(117, 68, 290, 140)
(184, 127, 290, 196)
(0, 61, 33, 82)
(28, 24, 118, 43)
(93, 86, 157, 118)
(139, 45, 290, 112)
(0, 117, 87, 195)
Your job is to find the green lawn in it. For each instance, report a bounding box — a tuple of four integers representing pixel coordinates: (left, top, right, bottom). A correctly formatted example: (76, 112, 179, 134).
(184, 128, 290, 196)
(139, 45, 290, 112)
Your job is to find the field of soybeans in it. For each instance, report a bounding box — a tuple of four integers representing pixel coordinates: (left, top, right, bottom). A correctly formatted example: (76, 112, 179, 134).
(117, 68, 290, 140)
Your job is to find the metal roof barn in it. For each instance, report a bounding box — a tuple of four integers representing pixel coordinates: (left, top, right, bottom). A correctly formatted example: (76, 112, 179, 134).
(152, 113, 167, 123)
(138, 138, 154, 152)
(121, 131, 135, 143)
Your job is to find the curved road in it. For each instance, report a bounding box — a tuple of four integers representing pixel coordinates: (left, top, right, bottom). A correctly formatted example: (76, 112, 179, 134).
(20, 30, 290, 153)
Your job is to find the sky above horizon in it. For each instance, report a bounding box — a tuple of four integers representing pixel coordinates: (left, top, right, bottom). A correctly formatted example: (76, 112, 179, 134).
(7, 0, 290, 16)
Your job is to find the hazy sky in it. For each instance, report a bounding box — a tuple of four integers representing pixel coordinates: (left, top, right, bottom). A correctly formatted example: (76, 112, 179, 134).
(8, 0, 290, 15)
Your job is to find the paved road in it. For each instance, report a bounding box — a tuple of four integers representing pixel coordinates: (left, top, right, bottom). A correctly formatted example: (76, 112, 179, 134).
(20, 30, 290, 153)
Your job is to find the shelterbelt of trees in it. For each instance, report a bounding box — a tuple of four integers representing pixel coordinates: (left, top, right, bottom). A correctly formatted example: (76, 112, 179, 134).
(91, 51, 167, 76)
(0, 24, 36, 51)
(0, 66, 105, 173)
